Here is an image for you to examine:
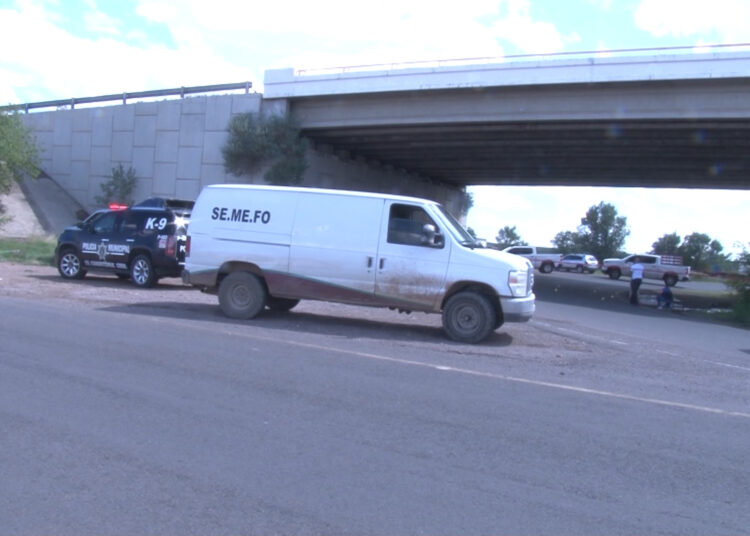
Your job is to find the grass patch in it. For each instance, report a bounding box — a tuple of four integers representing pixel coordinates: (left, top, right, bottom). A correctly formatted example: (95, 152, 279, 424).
(732, 299, 750, 327)
(0, 237, 56, 266)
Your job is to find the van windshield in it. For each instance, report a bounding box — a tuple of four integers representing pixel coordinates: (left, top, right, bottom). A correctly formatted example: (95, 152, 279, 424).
(435, 205, 483, 247)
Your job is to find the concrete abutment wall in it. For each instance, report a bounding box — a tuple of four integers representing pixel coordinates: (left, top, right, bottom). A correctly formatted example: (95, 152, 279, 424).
(21, 93, 466, 217)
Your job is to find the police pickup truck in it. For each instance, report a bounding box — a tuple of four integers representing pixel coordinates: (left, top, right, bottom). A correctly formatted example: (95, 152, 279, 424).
(55, 197, 192, 287)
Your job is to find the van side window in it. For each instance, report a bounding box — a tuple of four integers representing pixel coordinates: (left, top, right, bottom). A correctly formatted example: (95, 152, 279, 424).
(387, 204, 441, 247)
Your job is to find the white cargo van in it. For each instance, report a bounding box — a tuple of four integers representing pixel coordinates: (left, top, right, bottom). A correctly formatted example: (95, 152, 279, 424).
(183, 185, 535, 343)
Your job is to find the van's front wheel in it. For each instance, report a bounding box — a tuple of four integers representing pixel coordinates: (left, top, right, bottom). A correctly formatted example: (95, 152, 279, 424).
(218, 272, 267, 319)
(442, 291, 496, 344)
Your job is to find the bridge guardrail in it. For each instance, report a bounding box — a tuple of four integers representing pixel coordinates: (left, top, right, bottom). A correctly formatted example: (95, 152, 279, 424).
(1, 81, 253, 114)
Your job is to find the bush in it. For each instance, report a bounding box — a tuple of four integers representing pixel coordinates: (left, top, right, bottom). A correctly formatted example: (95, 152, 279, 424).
(728, 277, 750, 326)
(222, 113, 308, 185)
(95, 163, 137, 206)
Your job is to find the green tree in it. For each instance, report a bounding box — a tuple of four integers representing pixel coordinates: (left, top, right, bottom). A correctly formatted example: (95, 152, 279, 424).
(554, 202, 629, 259)
(222, 112, 308, 185)
(576, 202, 630, 261)
(552, 230, 579, 254)
(1, 111, 39, 222)
(495, 225, 527, 249)
(651, 232, 681, 255)
(678, 232, 728, 272)
(95, 163, 137, 206)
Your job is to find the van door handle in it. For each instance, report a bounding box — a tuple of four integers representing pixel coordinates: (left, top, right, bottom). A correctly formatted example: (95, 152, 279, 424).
(379, 258, 385, 270)
(367, 256, 373, 268)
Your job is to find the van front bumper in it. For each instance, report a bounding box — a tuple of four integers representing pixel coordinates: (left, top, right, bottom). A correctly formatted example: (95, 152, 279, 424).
(500, 293, 535, 322)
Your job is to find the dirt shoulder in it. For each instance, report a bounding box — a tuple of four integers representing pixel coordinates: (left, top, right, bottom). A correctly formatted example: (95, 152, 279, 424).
(0, 183, 48, 239)
(0, 261, 211, 306)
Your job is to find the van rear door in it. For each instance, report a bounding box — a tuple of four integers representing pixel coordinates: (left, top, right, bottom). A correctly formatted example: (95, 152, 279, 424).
(375, 201, 450, 311)
(289, 193, 383, 302)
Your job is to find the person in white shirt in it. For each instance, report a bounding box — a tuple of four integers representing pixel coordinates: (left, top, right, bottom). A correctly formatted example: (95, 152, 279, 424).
(630, 257, 645, 305)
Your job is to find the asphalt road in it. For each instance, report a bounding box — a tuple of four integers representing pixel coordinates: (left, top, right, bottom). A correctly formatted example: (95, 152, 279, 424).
(2, 276, 749, 535)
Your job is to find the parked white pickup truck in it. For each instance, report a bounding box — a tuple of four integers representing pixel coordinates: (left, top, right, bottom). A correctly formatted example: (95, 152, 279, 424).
(503, 246, 562, 274)
(601, 253, 691, 287)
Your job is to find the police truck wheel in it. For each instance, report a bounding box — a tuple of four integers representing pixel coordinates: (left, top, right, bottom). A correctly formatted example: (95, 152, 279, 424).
(442, 291, 496, 344)
(130, 254, 156, 288)
(219, 272, 267, 319)
(58, 249, 86, 279)
(266, 297, 300, 312)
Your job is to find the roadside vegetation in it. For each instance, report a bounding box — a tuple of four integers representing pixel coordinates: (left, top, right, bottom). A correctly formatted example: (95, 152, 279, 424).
(0, 237, 55, 265)
(95, 163, 137, 206)
(222, 112, 308, 185)
(1, 110, 39, 228)
(491, 203, 749, 327)
(727, 246, 750, 326)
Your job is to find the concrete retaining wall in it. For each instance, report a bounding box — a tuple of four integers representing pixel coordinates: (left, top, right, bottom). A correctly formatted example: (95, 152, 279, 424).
(21, 94, 464, 214)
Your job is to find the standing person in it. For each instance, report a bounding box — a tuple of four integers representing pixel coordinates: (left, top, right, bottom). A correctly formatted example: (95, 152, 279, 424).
(629, 256, 644, 305)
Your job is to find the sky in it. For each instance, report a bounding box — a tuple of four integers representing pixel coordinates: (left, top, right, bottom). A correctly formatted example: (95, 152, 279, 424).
(1, 0, 749, 256)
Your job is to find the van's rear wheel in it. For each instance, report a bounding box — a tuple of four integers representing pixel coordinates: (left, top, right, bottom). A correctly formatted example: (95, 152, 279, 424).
(266, 297, 300, 311)
(442, 291, 496, 344)
(219, 272, 267, 319)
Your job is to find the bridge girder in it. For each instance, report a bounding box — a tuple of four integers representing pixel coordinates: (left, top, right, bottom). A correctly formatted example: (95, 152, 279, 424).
(289, 80, 750, 190)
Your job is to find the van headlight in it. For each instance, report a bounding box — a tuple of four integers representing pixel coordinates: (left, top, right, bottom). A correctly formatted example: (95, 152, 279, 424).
(508, 269, 529, 297)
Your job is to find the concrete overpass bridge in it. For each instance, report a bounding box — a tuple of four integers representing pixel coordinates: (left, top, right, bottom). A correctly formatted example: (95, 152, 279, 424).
(12, 46, 750, 222)
(266, 47, 750, 190)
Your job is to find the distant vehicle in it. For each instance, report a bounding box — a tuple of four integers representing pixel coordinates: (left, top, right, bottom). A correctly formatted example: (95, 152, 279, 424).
(557, 253, 599, 273)
(183, 185, 535, 343)
(601, 253, 691, 287)
(55, 197, 193, 287)
(502, 245, 561, 274)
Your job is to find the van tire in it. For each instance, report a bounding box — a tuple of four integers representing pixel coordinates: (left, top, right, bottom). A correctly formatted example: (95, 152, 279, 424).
(266, 297, 300, 312)
(540, 262, 554, 274)
(442, 291, 496, 344)
(219, 272, 267, 319)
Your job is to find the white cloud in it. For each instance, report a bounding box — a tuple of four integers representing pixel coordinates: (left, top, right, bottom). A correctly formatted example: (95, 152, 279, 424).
(136, 0, 506, 69)
(0, 1, 252, 102)
(83, 9, 121, 36)
(489, 0, 577, 54)
(634, 0, 750, 42)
